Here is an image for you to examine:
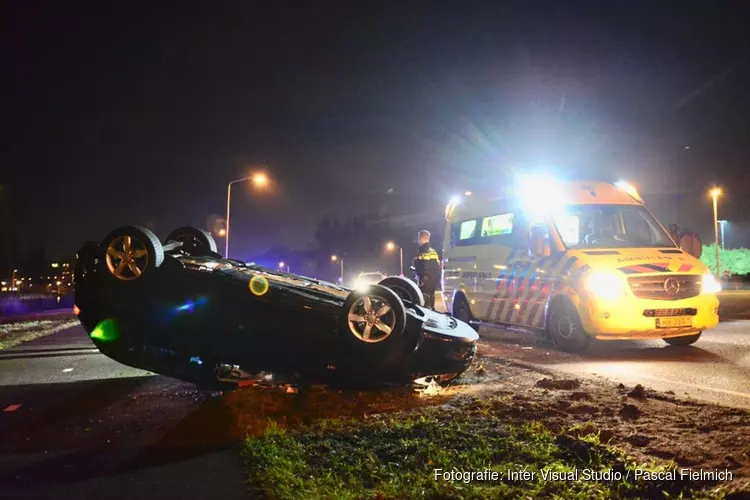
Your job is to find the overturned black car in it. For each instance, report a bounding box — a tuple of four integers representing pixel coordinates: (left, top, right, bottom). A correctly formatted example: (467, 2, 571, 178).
(74, 226, 478, 388)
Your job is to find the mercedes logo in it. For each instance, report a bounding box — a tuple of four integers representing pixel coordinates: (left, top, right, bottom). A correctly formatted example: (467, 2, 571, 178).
(663, 277, 680, 295)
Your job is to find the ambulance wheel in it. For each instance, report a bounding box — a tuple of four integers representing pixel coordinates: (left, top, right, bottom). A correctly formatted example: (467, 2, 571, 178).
(663, 332, 702, 346)
(548, 301, 591, 352)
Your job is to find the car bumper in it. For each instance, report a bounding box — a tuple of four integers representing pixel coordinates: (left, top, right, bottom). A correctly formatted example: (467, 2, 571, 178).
(579, 293, 720, 340)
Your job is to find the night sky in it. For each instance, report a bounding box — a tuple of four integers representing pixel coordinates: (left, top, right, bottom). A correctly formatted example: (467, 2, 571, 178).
(3, 1, 750, 260)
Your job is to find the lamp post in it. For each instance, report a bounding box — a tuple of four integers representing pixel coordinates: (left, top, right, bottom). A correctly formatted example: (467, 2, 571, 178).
(385, 241, 403, 276)
(278, 261, 290, 273)
(719, 220, 727, 249)
(225, 172, 269, 257)
(331, 255, 343, 284)
(710, 187, 721, 277)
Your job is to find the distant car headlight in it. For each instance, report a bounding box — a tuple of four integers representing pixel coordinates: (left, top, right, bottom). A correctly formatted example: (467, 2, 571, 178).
(585, 271, 627, 300)
(701, 272, 722, 294)
(353, 279, 368, 291)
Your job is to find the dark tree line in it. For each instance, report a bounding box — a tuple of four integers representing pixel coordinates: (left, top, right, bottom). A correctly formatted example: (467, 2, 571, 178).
(254, 213, 444, 282)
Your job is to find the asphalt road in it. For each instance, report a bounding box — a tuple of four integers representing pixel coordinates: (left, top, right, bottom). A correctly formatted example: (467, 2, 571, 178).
(482, 317, 750, 410)
(0, 325, 247, 500)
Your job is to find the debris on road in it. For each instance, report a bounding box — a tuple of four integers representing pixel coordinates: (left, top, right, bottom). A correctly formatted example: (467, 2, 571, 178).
(535, 377, 581, 390)
(628, 383, 647, 399)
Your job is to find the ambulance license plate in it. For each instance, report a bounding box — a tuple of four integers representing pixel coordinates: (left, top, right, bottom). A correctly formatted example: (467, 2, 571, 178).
(656, 317, 692, 328)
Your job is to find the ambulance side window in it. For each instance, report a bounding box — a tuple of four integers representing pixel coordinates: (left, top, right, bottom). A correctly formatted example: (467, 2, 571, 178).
(480, 212, 516, 245)
(451, 218, 481, 246)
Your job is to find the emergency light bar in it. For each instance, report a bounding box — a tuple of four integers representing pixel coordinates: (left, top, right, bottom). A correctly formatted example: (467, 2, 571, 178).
(614, 181, 644, 203)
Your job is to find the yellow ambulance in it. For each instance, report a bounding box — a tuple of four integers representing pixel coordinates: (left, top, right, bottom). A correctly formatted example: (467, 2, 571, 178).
(441, 176, 721, 351)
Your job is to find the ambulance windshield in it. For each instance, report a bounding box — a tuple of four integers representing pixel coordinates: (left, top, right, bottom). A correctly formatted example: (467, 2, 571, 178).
(553, 205, 675, 249)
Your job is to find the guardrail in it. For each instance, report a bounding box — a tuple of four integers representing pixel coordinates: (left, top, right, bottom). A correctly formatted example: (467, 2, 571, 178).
(0, 294, 75, 317)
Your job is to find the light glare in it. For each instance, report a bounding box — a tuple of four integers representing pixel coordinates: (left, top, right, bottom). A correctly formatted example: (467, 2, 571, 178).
(586, 272, 626, 300)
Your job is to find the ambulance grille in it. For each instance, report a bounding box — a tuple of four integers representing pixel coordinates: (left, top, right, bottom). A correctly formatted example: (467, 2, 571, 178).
(628, 275, 700, 300)
(643, 308, 698, 317)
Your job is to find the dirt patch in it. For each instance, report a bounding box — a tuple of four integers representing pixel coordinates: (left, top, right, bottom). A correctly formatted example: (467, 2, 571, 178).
(628, 383, 647, 400)
(569, 391, 592, 401)
(535, 377, 581, 390)
(228, 349, 750, 496)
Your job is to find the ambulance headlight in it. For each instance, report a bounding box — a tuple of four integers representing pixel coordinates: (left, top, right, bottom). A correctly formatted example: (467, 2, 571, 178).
(585, 272, 627, 300)
(701, 272, 722, 294)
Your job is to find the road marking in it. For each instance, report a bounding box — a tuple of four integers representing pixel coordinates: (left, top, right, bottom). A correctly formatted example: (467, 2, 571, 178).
(63, 368, 74, 373)
(3, 404, 22, 412)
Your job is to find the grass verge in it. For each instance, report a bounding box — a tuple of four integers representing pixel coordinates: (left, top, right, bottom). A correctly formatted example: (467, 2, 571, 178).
(242, 395, 726, 499)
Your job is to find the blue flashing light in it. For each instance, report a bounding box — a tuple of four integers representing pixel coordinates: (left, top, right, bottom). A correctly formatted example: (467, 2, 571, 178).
(174, 297, 209, 315)
(176, 302, 194, 313)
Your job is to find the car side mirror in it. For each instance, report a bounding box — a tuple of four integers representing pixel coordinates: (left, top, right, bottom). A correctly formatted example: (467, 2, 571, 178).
(529, 226, 547, 258)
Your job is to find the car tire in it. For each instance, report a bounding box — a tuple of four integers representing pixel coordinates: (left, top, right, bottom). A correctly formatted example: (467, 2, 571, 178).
(378, 276, 425, 307)
(339, 284, 409, 369)
(664, 332, 702, 346)
(548, 301, 591, 352)
(165, 226, 218, 254)
(100, 226, 164, 282)
(453, 295, 479, 332)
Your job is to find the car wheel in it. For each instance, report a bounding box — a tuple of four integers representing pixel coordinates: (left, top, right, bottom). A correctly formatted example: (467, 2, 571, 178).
(548, 301, 591, 352)
(165, 226, 218, 254)
(453, 295, 479, 331)
(100, 226, 164, 282)
(664, 332, 702, 346)
(378, 276, 424, 307)
(339, 285, 409, 369)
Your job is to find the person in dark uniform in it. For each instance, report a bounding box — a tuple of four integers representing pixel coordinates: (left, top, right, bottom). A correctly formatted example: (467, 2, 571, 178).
(413, 229, 441, 309)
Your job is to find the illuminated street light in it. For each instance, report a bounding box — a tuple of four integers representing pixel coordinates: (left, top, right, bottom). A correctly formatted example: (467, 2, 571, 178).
(464, 191, 473, 196)
(331, 255, 344, 284)
(278, 261, 290, 273)
(710, 187, 722, 277)
(217, 228, 227, 237)
(225, 171, 270, 258)
(385, 241, 404, 276)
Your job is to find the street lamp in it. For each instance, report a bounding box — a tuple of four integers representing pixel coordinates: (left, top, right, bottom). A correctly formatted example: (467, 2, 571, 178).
(278, 261, 290, 273)
(719, 220, 728, 249)
(385, 241, 404, 276)
(225, 172, 269, 258)
(331, 255, 343, 284)
(710, 187, 722, 277)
